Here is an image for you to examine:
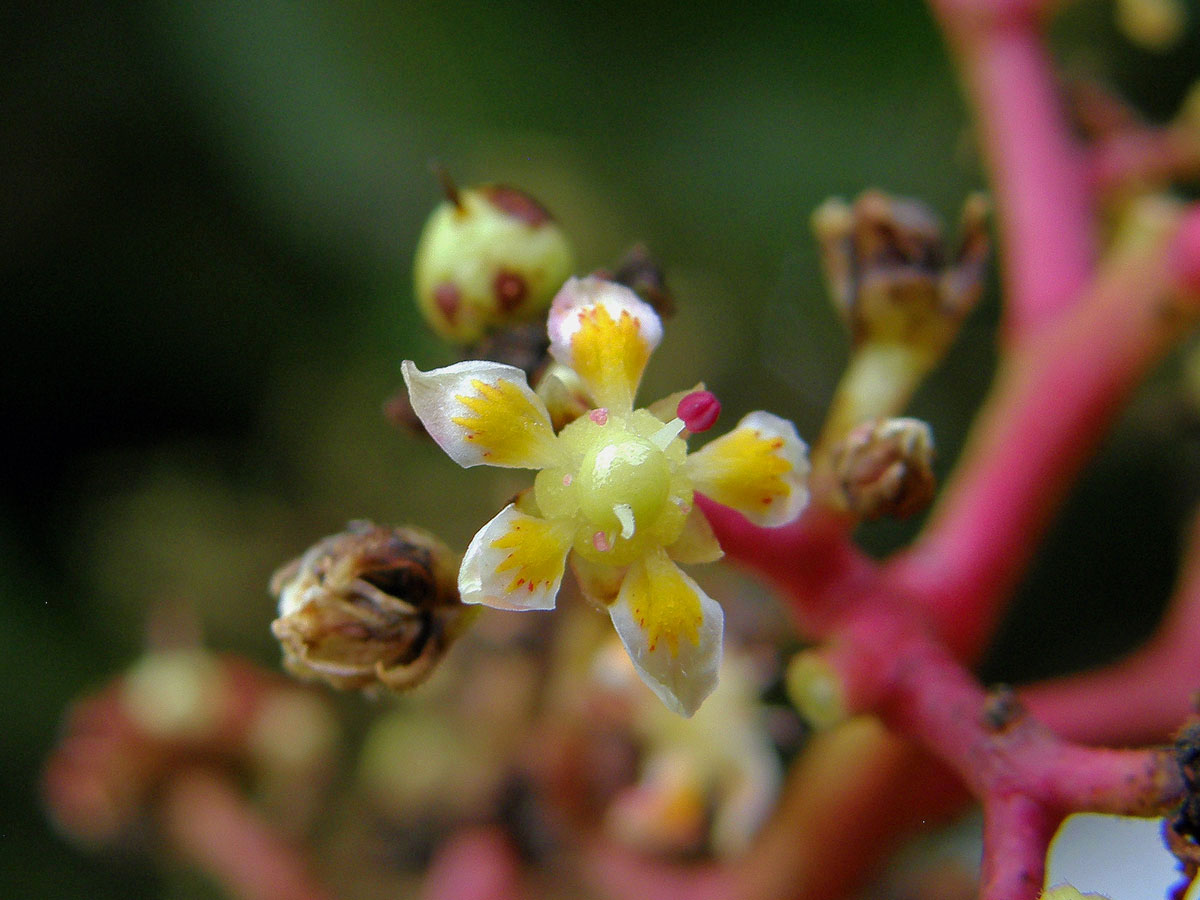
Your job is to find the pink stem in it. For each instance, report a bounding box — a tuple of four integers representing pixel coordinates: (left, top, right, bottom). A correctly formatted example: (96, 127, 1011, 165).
(695, 499, 873, 637)
(887, 232, 1190, 660)
(160, 769, 335, 900)
(1089, 129, 1200, 195)
(929, 0, 1095, 342)
(980, 795, 1059, 900)
(421, 828, 525, 900)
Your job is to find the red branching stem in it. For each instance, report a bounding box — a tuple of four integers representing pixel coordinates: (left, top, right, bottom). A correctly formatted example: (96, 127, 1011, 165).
(979, 795, 1059, 900)
(929, 0, 1095, 343)
(1090, 128, 1200, 195)
(160, 769, 335, 900)
(831, 606, 1183, 812)
(887, 221, 1192, 661)
(824, 608, 1185, 898)
(695, 498, 872, 637)
(421, 828, 526, 900)
(1033, 744, 1182, 817)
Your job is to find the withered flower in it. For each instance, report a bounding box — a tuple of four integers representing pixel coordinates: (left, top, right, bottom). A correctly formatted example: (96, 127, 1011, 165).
(271, 522, 468, 692)
(812, 190, 989, 360)
(831, 417, 936, 520)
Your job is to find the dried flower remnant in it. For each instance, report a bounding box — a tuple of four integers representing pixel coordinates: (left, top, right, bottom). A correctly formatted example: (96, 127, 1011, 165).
(271, 522, 467, 692)
(402, 276, 811, 715)
(811, 191, 988, 460)
(831, 417, 936, 520)
(813, 190, 989, 360)
(414, 180, 576, 344)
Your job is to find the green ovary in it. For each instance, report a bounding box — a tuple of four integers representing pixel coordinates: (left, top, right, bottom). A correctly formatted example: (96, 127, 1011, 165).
(577, 435, 670, 534)
(534, 412, 693, 567)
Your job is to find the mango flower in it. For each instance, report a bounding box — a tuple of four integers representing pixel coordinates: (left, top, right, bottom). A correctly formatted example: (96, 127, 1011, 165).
(402, 277, 809, 715)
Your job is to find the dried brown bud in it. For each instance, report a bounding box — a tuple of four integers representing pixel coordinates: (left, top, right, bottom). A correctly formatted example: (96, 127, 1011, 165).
(812, 190, 989, 357)
(831, 417, 935, 520)
(270, 522, 467, 692)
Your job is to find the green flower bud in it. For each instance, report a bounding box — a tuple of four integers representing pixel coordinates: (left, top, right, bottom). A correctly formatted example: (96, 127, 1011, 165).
(414, 183, 575, 344)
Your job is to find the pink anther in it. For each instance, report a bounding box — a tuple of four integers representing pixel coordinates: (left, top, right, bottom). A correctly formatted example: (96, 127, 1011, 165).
(589, 408, 609, 426)
(677, 391, 721, 433)
(591, 531, 611, 552)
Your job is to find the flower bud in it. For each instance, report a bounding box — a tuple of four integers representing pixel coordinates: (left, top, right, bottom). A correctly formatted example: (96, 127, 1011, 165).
(1115, 0, 1186, 51)
(414, 183, 575, 344)
(785, 650, 848, 731)
(812, 190, 989, 360)
(270, 522, 467, 692)
(831, 417, 935, 520)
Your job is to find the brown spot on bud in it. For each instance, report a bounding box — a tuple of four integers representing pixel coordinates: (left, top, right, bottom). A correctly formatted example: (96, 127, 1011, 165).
(433, 282, 461, 324)
(481, 184, 552, 226)
(493, 269, 528, 312)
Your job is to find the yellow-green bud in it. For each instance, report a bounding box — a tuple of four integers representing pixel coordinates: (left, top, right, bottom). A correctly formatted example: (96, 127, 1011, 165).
(414, 184, 575, 344)
(1115, 0, 1186, 51)
(785, 651, 848, 731)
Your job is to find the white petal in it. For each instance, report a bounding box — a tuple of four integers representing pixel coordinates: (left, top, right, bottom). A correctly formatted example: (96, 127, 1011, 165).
(546, 276, 663, 411)
(402, 359, 560, 469)
(686, 411, 811, 527)
(607, 550, 723, 717)
(459, 504, 572, 611)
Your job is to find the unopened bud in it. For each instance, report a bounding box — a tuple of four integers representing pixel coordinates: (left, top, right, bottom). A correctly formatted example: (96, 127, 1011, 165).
(414, 181, 575, 344)
(121, 649, 226, 740)
(831, 417, 935, 520)
(1115, 0, 1186, 51)
(270, 522, 467, 692)
(785, 651, 847, 731)
(813, 190, 989, 359)
(535, 361, 593, 431)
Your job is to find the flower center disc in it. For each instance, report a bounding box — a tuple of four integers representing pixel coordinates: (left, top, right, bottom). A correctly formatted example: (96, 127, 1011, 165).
(577, 435, 670, 535)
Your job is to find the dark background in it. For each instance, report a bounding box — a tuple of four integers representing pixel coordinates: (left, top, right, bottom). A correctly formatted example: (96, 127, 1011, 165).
(5, 0, 1200, 896)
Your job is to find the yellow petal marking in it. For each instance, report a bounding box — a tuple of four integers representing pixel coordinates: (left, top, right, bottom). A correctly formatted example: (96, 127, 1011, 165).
(569, 304, 652, 411)
(451, 378, 557, 467)
(690, 427, 793, 514)
(624, 551, 702, 656)
(490, 515, 570, 595)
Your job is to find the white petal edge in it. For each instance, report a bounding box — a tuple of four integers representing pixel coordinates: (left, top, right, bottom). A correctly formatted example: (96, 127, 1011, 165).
(608, 558, 723, 717)
(459, 504, 570, 611)
(740, 411, 811, 526)
(401, 359, 556, 469)
(546, 276, 663, 370)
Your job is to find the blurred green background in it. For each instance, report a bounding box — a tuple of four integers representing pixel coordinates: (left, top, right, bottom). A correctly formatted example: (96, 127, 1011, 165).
(5, 0, 1200, 896)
